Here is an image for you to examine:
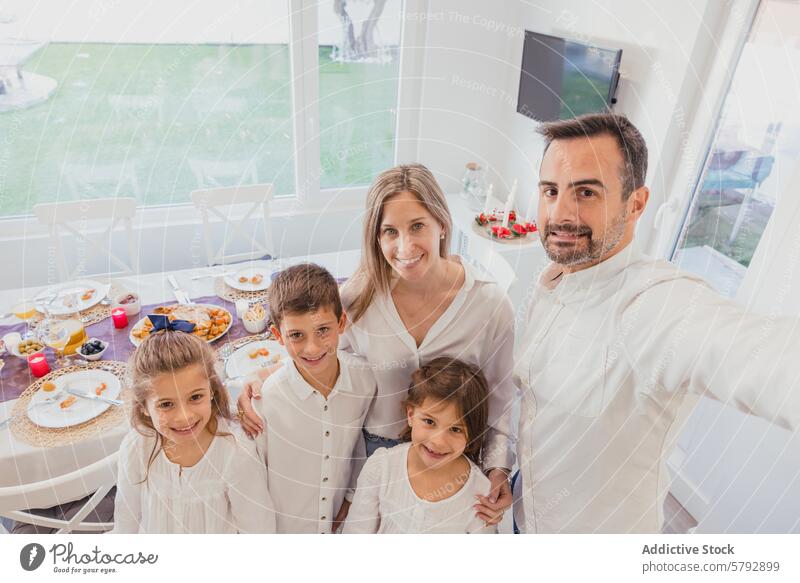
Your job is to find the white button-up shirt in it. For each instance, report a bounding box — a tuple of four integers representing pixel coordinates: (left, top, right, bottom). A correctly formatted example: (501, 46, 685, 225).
(252, 351, 375, 534)
(341, 259, 517, 470)
(343, 442, 496, 534)
(513, 242, 800, 533)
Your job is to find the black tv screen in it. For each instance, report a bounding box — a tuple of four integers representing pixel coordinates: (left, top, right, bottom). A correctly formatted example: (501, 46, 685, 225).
(517, 31, 622, 122)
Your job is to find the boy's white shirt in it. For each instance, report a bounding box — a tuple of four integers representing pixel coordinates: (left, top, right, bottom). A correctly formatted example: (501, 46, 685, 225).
(251, 350, 376, 534)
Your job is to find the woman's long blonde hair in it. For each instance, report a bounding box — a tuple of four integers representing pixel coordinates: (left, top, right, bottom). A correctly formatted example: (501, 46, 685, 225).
(348, 163, 453, 322)
(127, 329, 233, 481)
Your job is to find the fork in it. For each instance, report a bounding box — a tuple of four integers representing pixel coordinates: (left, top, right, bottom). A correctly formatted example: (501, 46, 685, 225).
(0, 395, 63, 429)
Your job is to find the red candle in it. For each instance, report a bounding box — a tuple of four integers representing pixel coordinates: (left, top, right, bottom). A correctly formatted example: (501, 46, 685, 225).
(28, 354, 50, 378)
(112, 308, 129, 329)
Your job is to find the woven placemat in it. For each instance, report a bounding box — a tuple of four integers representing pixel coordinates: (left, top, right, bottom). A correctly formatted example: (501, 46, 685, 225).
(9, 361, 129, 448)
(214, 277, 271, 303)
(27, 283, 124, 330)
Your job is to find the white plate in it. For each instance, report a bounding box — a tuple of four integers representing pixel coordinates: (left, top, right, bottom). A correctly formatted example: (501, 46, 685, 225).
(34, 279, 109, 315)
(225, 339, 288, 379)
(223, 263, 273, 292)
(27, 369, 121, 428)
(129, 303, 233, 346)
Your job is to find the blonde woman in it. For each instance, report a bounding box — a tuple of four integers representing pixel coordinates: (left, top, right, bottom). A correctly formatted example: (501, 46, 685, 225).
(238, 164, 515, 525)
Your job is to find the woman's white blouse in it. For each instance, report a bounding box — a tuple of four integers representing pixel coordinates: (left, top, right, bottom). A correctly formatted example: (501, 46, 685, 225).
(341, 258, 516, 470)
(112, 419, 276, 534)
(343, 443, 495, 534)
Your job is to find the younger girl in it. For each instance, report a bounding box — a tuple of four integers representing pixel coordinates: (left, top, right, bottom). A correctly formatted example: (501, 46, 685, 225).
(343, 357, 496, 534)
(112, 325, 276, 533)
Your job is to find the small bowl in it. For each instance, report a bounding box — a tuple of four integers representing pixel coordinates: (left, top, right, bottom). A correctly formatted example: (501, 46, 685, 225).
(77, 337, 109, 361)
(113, 292, 141, 316)
(9, 338, 45, 359)
(242, 306, 267, 334)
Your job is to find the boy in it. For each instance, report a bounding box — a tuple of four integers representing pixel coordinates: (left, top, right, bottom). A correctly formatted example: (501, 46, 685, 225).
(251, 263, 375, 533)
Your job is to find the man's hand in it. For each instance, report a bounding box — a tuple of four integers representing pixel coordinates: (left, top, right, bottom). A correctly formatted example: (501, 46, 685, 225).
(236, 364, 281, 437)
(473, 468, 512, 525)
(333, 499, 351, 533)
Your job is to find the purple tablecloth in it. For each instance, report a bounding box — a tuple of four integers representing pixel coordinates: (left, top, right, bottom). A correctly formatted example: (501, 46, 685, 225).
(0, 295, 254, 403)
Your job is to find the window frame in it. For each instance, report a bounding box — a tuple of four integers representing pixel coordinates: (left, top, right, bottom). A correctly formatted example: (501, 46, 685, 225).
(0, 0, 425, 237)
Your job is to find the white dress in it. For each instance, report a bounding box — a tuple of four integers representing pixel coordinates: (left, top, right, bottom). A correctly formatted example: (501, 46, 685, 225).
(112, 418, 276, 534)
(340, 258, 517, 471)
(343, 443, 496, 534)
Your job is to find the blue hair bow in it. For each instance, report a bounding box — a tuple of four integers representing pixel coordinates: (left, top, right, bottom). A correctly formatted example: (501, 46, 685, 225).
(148, 314, 196, 333)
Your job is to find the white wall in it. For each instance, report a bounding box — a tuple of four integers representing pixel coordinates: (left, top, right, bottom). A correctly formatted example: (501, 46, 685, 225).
(414, 0, 729, 255)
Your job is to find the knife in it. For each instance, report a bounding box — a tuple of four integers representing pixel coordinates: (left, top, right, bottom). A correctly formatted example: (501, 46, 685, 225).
(65, 387, 123, 406)
(167, 275, 191, 305)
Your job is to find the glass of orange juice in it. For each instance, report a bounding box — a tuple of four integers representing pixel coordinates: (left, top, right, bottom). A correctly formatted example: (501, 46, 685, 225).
(61, 318, 87, 356)
(36, 317, 85, 367)
(11, 301, 37, 336)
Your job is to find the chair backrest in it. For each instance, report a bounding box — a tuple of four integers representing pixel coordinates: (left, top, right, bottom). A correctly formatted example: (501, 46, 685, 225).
(191, 183, 276, 267)
(189, 159, 258, 189)
(0, 451, 119, 534)
(63, 161, 141, 199)
(466, 234, 517, 294)
(33, 197, 139, 281)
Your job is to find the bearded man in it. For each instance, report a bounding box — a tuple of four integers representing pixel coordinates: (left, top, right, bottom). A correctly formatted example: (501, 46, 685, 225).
(512, 113, 800, 533)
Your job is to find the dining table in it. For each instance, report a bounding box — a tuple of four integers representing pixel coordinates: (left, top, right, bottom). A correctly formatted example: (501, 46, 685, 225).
(0, 249, 360, 489)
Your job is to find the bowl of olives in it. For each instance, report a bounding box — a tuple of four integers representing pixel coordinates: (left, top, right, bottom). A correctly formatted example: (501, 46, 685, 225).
(78, 338, 108, 361)
(10, 338, 45, 358)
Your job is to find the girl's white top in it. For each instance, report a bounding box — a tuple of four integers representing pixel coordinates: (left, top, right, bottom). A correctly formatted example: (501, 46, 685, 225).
(343, 442, 496, 534)
(340, 257, 516, 471)
(112, 418, 276, 534)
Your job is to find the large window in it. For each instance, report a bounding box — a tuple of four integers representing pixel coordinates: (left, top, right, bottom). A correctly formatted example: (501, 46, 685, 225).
(317, 0, 401, 189)
(671, 0, 800, 297)
(0, 0, 407, 218)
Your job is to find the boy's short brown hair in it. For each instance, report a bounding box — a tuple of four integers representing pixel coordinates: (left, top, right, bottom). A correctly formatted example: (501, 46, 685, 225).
(267, 263, 343, 329)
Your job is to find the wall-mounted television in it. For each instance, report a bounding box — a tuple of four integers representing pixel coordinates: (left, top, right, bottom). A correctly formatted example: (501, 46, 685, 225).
(517, 31, 622, 122)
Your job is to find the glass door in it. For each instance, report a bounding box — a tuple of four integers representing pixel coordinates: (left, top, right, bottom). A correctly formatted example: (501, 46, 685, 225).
(671, 0, 800, 298)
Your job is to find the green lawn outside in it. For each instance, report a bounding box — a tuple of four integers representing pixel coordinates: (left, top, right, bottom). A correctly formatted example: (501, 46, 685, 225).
(0, 43, 399, 217)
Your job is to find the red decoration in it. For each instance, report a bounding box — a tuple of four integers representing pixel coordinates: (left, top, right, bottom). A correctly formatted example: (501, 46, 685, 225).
(28, 354, 50, 378)
(475, 212, 499, 226)
(490, 225, 512, 239)
(522, 221, 538, 233)
(112, 308, 129, 329)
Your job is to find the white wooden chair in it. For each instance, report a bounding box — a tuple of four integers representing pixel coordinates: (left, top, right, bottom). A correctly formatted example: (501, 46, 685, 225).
(189, 158, 258, 189)
(63, 161, 141, 200)
(33, 197, 139, 281)
(0, 451, 118, 534)
(191, 184, 276, 267)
